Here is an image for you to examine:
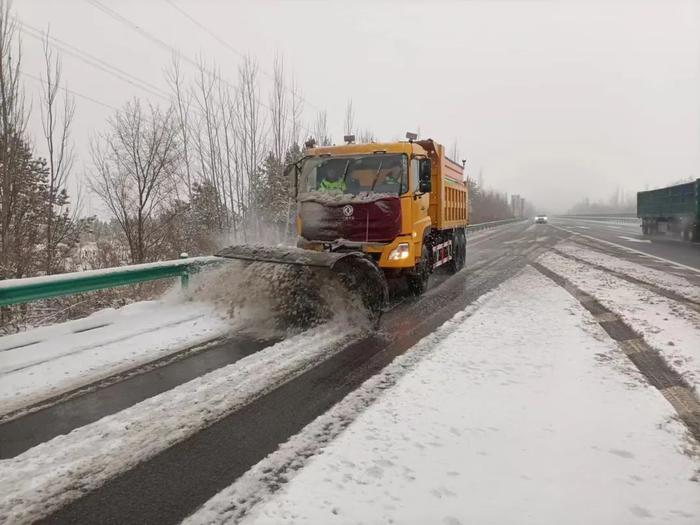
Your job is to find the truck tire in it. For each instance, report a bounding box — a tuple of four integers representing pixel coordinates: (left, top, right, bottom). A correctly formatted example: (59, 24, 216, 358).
(407, 244, 431, 296)
(447, 229, 466, 273)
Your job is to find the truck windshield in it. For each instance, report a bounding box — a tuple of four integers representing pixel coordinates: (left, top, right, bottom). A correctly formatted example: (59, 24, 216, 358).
(300, 154, 408, 195)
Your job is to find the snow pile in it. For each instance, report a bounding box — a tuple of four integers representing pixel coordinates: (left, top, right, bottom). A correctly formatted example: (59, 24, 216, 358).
(298, 191, 397, 205)
(557, 242, 700, 303)
(539, 252, 700, 390)
(0, 300, 231, 418)
(0, 323, 362, 524)
(186, 267, 700, 525)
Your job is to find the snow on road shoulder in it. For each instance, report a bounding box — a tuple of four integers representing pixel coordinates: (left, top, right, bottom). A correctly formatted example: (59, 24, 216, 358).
(539, 251, 700, 391)
(557, 241, 700, 303)
(187, 266, 700, 525)
(0, 299, 231, 417)
(0, 323, 361, 525)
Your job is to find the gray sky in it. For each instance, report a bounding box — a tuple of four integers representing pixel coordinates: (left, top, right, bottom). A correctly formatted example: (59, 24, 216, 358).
(15, 0, 700, 214)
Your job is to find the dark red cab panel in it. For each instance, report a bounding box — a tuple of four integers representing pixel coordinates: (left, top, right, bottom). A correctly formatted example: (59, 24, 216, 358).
(299, 196, 401, 243)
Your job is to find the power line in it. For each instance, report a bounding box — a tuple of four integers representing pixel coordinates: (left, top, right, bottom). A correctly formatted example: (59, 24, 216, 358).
(17, 19, 170, 102)
(21, 70, 118, 111)
(163, 0, 318, 111)
(85, 0, 200, 70)
(85, 0, 315, 136)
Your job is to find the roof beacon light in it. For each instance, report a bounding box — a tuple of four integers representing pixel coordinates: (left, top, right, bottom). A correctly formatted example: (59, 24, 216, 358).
(405, 132, 418, 142)
(344, 134, 355, 144)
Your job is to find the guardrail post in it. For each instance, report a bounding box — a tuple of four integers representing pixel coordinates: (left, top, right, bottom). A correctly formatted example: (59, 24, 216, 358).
(180, 252, 189, 290)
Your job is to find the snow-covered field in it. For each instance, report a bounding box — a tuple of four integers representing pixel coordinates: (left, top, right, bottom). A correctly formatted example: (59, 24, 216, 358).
(0, 299, 232, 417)
(187, 267, 700, 525)
(0, 323, 362, 524)
(539, 251, 700, 391)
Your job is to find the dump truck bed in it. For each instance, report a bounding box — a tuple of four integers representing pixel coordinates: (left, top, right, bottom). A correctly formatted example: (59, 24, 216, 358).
(424, 142, 468, 231)
(637, 179, 700, 220)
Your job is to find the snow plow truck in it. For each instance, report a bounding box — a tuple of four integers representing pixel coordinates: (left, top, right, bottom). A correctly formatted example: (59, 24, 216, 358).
(217, 134, 469, 325)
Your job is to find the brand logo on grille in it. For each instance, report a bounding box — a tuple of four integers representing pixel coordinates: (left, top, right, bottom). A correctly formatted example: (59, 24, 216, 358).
(342, 205, 354, 217)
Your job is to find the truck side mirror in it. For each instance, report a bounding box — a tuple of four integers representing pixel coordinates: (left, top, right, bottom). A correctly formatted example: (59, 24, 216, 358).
(284, 162, 300, 196)
(419, 159, 432, 193)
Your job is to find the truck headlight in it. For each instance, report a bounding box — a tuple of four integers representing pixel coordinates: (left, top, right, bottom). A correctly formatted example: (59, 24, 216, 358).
(388, 243, 410, 260)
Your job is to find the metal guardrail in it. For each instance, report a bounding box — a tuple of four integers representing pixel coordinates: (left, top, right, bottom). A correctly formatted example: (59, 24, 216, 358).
(554, 215, 640, 224)
(0, 256, 220, 307)
(465, 218, 523, 233)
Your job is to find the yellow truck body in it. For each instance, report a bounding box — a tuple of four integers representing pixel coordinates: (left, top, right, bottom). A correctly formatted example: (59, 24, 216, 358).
(295, 138, 468, 290)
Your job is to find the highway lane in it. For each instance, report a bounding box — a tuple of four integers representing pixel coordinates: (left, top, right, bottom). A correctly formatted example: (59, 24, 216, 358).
(551, 217, 700, 270)
(0, 221, 535, 461)
(42, 221, 572, 525)
(0, 335, 277, 459)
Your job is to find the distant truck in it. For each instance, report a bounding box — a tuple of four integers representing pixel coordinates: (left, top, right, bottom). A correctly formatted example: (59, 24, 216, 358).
(637, 178, 700, 241)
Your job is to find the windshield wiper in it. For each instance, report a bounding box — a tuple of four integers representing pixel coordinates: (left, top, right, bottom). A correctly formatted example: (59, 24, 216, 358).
(341, 160, 351, 188)
(370, 160, 384, 192)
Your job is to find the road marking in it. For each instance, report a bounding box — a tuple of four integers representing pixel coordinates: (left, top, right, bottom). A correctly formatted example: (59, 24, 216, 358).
(549, 224, 700, 274)
(618, 235, 651, 244)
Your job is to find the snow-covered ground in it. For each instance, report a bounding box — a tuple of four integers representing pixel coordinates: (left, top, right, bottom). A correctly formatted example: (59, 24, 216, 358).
(186, 267, 700, 525)
(0, 323, 362, 524)
(0, 299, 232, 417)
(539, 252, 700, 391)
(556, 242, 700, 303)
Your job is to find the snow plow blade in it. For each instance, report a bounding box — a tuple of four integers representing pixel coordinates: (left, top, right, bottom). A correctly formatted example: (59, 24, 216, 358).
(215, 245, 388, 328)
(217, 245, 359, 269)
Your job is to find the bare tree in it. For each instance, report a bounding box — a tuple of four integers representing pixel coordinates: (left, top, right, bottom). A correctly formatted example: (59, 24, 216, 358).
(343, 98, 354, 137)
(165, 55, 193, 201)
(234, 55, 266, 237)
(269, 52, 288, 163)
(449, 140, 460, 162)
(89, 99, 181, 263)
(358, 129, 375, 143)
(0, 0, 29, 279)
(192, 57, 229, 230)
(289, 76, 303, 148)
(314, 109, 330, 146)
(40, 31, 78, 274)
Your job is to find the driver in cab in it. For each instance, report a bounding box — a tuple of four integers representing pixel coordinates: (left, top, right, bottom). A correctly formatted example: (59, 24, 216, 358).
(318, 163, 347, 192)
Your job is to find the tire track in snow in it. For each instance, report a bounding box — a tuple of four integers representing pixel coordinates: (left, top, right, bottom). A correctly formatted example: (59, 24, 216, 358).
(532, 261, 700, 444)
(552, 247, 700, 313)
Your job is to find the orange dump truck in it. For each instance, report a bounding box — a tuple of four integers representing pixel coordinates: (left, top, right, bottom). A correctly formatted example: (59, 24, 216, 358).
(217, 135, 469, 322)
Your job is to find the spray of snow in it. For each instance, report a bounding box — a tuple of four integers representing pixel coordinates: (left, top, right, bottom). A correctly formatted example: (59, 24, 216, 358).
(187, 260, 372, 340)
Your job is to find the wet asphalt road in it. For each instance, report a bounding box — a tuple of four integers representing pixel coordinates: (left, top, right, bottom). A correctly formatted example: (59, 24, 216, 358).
(35, 220, 574, 525)
(0, 336, 274, 459)
(551, 217, 700, 270)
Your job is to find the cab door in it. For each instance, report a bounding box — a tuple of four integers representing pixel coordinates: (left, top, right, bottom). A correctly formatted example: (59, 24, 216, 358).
(410, 158, 431, 247)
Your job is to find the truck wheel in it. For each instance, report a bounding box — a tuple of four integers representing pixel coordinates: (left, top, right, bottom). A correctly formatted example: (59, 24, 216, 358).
(407, 244, 431, 296)
(447, 229, 466, 273)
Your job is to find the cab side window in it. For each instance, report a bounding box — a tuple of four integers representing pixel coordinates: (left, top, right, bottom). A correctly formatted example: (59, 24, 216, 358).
(410, 159, 419, 193)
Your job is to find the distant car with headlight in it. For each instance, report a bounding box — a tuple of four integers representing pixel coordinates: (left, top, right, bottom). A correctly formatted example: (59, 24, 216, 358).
(534, 214, 548, 224)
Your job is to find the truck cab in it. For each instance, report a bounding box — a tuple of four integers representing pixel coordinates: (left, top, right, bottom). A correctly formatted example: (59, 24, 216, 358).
(290, 136, 469, 293)
(295, 141, 434, 269)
